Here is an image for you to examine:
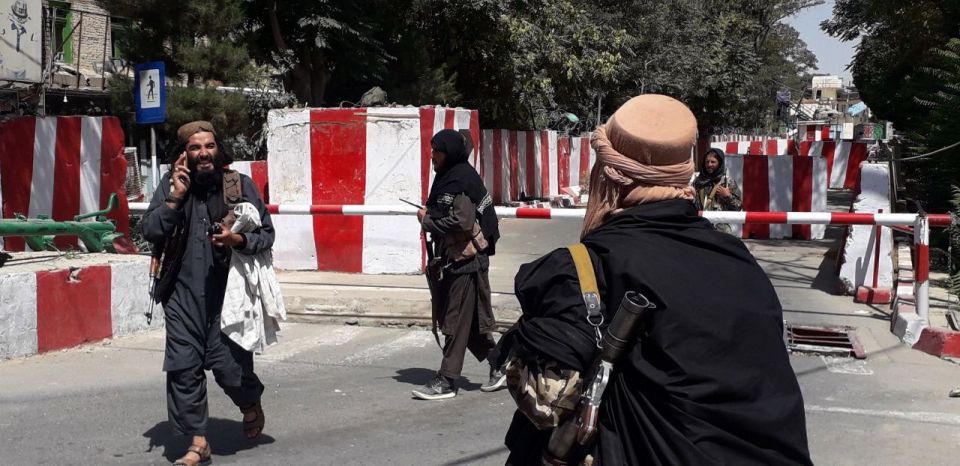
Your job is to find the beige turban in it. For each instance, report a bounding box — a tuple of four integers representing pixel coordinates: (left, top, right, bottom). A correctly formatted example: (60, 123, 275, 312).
(177, 120, 217, 144)
(581, 94, 697, 237)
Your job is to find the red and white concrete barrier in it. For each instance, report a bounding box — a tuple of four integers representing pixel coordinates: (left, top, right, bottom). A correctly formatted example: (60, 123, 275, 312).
(800, 141, 868, 190)
(0, 116, 130, 252)
(229, 160, 269, 203)
(265, 106, 478, 273)
(839, 164, 894, 301)
(711, 139, 796, 156)
(479, 130, 595, 203)
(0, 255, 159, 360)
(724, 155, 828, 239)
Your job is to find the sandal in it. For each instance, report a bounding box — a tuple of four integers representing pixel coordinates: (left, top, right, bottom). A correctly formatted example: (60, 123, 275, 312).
(172, 442, 211, 466)
(240, 401, 265, 439)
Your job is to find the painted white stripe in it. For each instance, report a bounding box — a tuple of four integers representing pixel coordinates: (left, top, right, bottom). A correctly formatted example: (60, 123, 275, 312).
(0, 271, 38, 358)
(453, 109, 473, 167)
(261, 326, 364, 362)
(738, 141, 750, 154)
(777, 139, 788, 155)
(268, 109, 317, 270)
(831, 142, 851, 189)
(481, 129, 494, 191)
(363, 107, 422, 274)
(532, 131, 543, 197)
(570, 137, 582, 188)
(768, 157, 792, 238)
(805, 405, 960, 426)
(703, 211, 748, 223)
(588, 138, 597, 175)
(231, 160, 253, 178)
(547, 131, 559, 197)
(340, 331, 434, 364)
(110, 260, 158, 336)
(79, 117, 103, 220)
(710, 141, 725, 153)
(725, 155, 745, 237)
(808, 141, 824, 157)
(812, 157, 828, 238)
(28, 118, 57, 221)
(786, 212, 833, 224)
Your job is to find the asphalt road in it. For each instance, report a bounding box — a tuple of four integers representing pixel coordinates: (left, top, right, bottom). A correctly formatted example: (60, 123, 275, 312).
(2, 215, 960, 465)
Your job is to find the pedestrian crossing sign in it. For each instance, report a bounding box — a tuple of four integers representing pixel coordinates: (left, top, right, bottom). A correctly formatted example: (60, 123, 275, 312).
(134, 61, 166, 124)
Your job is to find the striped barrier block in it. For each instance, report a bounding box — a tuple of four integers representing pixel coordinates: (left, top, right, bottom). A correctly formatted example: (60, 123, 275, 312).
(799, 141, 868, 190)
(479, 130, 595, 203)
(711, 139, 796, 156)
(0, 256, 160, 360)
(0, 116, 130, 252)
(266, 106, 479, 273)
(724, 155, 828, 239)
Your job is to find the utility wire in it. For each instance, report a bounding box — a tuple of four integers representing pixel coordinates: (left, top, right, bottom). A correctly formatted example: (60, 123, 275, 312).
(897, 140, 960, 162)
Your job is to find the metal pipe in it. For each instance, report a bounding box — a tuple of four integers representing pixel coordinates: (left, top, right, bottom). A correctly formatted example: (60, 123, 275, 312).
(914, 214, 931, 324)
(873, 209, 883, 288)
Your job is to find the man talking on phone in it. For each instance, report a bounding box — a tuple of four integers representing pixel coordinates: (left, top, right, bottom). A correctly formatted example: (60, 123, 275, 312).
(141, 121, 274, 466)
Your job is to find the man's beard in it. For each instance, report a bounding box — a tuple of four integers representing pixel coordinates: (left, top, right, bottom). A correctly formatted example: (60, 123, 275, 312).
(188, 152, 225, 189)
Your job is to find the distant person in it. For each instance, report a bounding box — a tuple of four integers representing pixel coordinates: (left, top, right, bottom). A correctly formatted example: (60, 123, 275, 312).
(503, 95, 811, 465)
(694, 148, 742, 234)
(414, 129, 501, 400)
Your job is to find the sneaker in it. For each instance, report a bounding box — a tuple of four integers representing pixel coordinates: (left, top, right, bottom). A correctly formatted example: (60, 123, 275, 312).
(480, 366, 507, 392)
(412, 373, 457, 400)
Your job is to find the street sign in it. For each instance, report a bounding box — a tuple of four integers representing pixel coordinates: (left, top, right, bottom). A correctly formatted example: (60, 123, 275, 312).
(133, 61, 166, 124)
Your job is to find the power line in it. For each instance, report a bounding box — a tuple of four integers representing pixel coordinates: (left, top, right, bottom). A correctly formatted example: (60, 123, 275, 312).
(898, 140, 960, 162)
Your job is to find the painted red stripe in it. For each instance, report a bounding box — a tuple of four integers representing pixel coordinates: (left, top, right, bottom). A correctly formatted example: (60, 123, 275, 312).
(787, 139, 797, 156)
(821, 126, 831, 141)
(821, 141, 837, 187)
(52, 117, 82, 250)
(540, 131, 550, 197)
(929, 215, 952, 226)
(748, 140, 762, 155)
(726, 142, 738, 155)
(916, 244, 930, 283)
(0, 117, 37, 251)
(766, 140, 779, 156)
(444, 109, 454, 129)
(798, 141, 811, 156)
(830, 213, 877, 225)
(310, 205, 345, 214)
(310, 109, 365, 273)
(469, 110, 480, 169)
(792, 156, 813, 239)
(250, 160, 269, 203)
(36, 265, 112, 353)
(525, 131, 537, 198)
(741, 155, 770, 238)
(580, 138, 591, 183)
(806, 126, 815, 141)
(745, 212, 788, 224)
(845, 142, 868, 190)
(516, 207, 551, 219)
(99, 117, 130, 241)
(508, 131, 520, 201)
(419, 107, 435, 204)
(492, 129, 504, 204)
(267, 205, 279, 214)
(558, 137, 570, 189)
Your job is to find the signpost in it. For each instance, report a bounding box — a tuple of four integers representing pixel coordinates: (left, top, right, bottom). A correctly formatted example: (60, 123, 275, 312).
(133, 61, 166, 190)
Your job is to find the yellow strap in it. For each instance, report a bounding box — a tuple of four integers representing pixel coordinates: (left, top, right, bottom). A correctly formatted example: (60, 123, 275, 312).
(567, 243, 599, 296)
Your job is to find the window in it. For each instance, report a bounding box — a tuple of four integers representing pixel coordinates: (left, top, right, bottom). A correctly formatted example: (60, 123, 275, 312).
(50, 2, 74, 64)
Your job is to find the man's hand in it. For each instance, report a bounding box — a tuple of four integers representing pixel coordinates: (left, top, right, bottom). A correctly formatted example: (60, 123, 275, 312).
(170, 152, 191, 198)
(716, 185, 732, 199)
(211, 226, 245, 249)
(417, 208, 427, 222)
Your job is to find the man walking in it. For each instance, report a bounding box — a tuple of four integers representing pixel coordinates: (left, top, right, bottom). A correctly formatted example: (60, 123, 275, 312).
(142, 121, 274, 466)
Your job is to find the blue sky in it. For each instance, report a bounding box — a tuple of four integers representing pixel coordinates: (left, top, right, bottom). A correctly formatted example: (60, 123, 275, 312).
(786, 0, 859, 84)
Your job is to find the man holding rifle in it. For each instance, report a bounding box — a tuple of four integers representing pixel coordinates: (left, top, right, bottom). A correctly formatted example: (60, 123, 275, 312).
(503, 95, 811, 465)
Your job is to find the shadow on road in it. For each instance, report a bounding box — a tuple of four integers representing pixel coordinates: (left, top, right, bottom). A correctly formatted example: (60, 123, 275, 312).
(142, 418, 275, 462)
(393, 367, 483, 391)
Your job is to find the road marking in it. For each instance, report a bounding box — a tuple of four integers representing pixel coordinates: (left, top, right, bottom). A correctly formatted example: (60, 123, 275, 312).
(820, 356, 873, 375)
(339, 331, 434, 364)
(806, 405, 960, 426)
(261, 326, 364, 362)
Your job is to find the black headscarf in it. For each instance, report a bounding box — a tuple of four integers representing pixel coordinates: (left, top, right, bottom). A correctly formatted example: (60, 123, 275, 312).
(693, 148, 726, 189)
(426, 129, 500, 254)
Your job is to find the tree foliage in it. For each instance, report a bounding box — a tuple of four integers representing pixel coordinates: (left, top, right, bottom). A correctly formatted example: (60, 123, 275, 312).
(823, 0, 960, 212)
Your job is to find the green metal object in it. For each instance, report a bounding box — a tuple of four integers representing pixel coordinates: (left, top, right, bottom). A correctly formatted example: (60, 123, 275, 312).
(0, 193, 126, 253)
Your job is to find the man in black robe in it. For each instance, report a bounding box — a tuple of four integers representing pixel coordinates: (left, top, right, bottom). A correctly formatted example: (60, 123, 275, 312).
(504, 95, 811, 465)
(413, 129, 501, 400)
(141, 121, 274, 466)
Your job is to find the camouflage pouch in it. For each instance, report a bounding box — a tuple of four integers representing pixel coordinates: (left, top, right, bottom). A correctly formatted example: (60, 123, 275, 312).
(505, 356, 583, 430)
